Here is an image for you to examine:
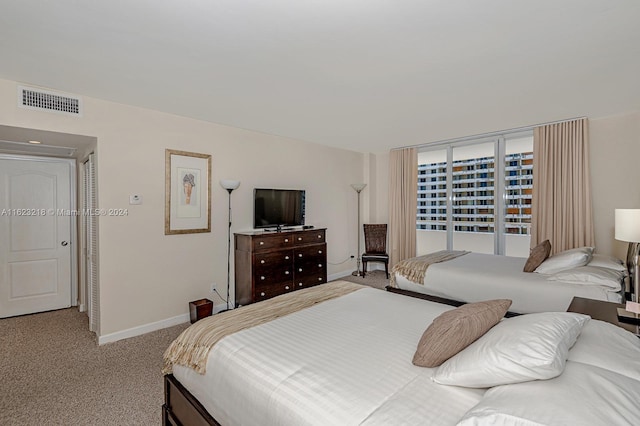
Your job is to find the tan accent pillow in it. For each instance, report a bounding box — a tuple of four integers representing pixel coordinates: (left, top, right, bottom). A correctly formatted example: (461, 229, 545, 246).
(412, 299, 512, 368)
(523, 239, 551, 272)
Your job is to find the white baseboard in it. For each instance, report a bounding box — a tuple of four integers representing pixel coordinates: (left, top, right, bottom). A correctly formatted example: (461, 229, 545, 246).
(329, 264, 384, 282)
(97, 301, 229, 345)
(328, 270, 354, 281)
(98, 313, 190, 345)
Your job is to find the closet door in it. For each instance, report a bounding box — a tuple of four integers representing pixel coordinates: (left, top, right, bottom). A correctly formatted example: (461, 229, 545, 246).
(84, 154, 99, 333)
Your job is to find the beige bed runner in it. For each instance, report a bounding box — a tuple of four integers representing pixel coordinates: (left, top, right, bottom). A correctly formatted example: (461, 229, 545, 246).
(163, 280, 364, 375)
(390, 250, 469, 287)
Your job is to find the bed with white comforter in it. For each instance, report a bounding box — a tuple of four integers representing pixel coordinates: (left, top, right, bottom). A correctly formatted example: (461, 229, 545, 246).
(168, 284, 640, 426)
(392, 251, 624, 313)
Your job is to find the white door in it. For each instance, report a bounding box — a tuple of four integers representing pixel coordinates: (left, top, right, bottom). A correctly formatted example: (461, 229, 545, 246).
(0, 157, 72, 318)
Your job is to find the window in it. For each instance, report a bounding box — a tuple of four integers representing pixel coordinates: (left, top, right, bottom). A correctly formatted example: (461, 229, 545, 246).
(416, 132, 533, 256)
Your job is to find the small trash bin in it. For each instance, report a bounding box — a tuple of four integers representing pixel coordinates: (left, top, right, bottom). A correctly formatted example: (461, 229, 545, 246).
(189, 298, 213, 323)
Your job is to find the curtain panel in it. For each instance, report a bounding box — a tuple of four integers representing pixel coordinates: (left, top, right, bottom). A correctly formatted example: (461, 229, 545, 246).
(389, 147, 418, 267)
(531, 118, 595, 254)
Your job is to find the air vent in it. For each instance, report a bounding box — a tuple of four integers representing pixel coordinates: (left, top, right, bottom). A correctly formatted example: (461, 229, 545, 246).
(18, 85, 82, 116)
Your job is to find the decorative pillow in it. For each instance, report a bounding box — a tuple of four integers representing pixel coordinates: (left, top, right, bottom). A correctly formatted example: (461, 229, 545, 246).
(534, 246, 594, 274)
(433, 312, 590, 388)
(547, 265, 625, 290)
(523, 239, 551, 272)
(587, 254, 627, 272)
(412, 299, 512, 368)
(456, 362, 640, 426)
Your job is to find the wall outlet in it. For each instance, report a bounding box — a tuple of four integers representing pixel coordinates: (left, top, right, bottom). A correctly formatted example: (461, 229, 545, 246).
(211, 282, 217, 292)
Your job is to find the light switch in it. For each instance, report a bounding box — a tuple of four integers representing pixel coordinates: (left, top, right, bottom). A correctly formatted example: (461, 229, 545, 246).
(129, 194, 143, 205)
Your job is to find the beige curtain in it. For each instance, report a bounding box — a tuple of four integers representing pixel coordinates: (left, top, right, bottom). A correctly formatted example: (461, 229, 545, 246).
(531, 118, 594, 254)
(389, 147, 418, 267)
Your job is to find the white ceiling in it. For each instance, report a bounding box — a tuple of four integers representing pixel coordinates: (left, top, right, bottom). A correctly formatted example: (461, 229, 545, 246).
(0, 0, 638, 153)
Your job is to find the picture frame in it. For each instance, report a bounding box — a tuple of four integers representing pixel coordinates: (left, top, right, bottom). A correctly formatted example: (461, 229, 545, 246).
(165, 149, 212, 235)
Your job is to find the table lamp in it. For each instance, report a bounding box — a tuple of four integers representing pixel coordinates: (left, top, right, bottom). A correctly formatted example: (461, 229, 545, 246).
(614, 209, 640, 323)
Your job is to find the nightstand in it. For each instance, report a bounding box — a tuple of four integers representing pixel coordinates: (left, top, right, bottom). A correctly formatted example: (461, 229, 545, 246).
(567, 297, 639, 335)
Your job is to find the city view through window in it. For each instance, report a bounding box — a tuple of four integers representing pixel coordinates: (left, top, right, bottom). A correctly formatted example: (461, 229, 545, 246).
(416, 135, 533, 257)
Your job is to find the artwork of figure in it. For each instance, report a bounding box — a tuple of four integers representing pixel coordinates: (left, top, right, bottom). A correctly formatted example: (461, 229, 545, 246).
(183, 173, 196, 205)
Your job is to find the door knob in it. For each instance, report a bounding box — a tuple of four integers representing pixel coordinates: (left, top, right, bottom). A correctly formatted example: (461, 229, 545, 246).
(61, 241, 69, 246)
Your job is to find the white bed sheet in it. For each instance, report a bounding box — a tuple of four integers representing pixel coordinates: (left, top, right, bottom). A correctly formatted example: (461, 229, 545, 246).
(394, 252, 622, 313)
(173, 288, 486, 426)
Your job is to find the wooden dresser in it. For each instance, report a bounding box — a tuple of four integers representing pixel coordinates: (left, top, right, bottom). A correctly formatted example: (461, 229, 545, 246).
(234, 228, 327, 306)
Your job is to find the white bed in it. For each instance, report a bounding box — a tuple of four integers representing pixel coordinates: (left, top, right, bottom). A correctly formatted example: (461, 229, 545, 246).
(392, 252, 623, 313)
(167, 284, 640, 426)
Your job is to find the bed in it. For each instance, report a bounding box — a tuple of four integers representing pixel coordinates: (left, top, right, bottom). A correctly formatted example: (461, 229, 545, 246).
(390, 249, 625, 314)
(162, 280, 640, 426)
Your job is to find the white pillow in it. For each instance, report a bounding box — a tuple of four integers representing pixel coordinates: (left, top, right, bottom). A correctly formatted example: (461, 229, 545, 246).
(534, 246, 594, 274)
(456, 362, 640, 426)
(546, 265, 625, 290)
(587, 254, 627, 272)
(433, 312, 590, 388)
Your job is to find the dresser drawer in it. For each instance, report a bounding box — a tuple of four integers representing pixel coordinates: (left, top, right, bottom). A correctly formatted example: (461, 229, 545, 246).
(253, 259, 293, 285)
(251, 233, 293, 252)
(254, 282, 294, 301)
(254, 250, 293, 272)
(293, 244, 326, 263)
(293, 275, 327, 291)
(290, 230, 325, 246)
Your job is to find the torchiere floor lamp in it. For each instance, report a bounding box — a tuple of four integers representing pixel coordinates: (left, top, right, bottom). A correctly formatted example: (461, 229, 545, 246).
(220, 179, 240, 310)
(351, 183, 367, 276)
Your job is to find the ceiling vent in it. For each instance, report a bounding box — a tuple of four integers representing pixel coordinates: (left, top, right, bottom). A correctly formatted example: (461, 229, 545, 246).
(18, 85, 82, 117)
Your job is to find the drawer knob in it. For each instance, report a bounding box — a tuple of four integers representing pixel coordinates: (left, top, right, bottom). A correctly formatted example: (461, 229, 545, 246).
(285, 271, 290, 275)
(259, 241, 264, 245)
(260, 292, 265, 297)
(284, 238, 289, 242)
(298, 254, 303, 258)
(285, 256, 290, 260)
(317, 234, 322, 238)
(260, 260, 265, 264)
(298, 283, 303, 287)
(285, 286, 290, 290)
(298, 268, 303, 272)
(318, 264, 323, 267)
(260, 276, 265, 280)
(319, 250, 323, 254)
(318, 277, 323, 281)
(298, 237, 302, 241)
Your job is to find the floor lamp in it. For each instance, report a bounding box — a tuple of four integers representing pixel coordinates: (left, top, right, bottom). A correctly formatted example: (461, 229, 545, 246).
(615, 209, 640, 323)
(220, 179, 240, 310)
(351, 183, 367, 276)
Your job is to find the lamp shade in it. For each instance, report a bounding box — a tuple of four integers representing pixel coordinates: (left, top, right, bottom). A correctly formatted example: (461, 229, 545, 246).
(615, 209, 640, 242)
(351, 183, 367, 192)
(220, 180, 240, 191)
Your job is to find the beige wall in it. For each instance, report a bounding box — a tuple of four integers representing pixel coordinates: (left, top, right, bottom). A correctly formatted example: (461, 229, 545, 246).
(0, 78, 365, 338)
(590, 112, 640, 260)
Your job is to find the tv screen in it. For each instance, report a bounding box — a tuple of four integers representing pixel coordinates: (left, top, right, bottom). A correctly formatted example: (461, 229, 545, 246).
(253, 188, 306, 229)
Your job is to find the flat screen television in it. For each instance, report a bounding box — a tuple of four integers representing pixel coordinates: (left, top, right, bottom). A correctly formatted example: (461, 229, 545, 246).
(253, 188, 306, 229)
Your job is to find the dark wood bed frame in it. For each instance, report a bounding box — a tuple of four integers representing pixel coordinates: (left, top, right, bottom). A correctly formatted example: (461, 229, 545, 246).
(162, 285, 519, 425)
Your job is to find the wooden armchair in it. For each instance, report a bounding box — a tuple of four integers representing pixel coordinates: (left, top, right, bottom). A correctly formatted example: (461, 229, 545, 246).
(361, 224, 389, 279)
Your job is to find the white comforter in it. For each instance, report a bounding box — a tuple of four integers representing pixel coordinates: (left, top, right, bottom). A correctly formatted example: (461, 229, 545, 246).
(173, 287, 640, 426)
(174, 288, 484, 425)
(395, 252, 622, 313)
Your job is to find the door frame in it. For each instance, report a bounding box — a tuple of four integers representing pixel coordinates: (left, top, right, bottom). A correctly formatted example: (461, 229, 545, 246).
(0, 153, 78, 308)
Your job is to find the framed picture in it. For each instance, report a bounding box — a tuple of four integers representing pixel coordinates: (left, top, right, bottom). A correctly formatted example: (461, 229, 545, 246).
(165, 149, 212, 235)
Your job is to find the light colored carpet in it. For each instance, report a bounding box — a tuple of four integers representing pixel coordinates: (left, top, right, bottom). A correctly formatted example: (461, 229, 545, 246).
(0, 308, 189, 425)
(0, 274, 388, 425)
(334, 269, 390, 290)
